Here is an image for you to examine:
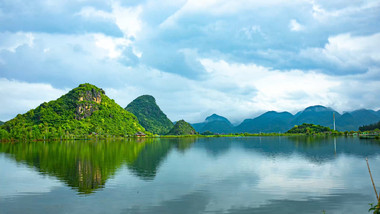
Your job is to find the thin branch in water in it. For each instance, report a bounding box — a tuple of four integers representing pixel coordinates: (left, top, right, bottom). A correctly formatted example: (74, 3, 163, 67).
(366, 157, 379, 201)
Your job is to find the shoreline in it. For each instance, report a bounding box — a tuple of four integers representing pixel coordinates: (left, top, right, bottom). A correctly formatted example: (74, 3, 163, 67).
(0, 132, 367, 143)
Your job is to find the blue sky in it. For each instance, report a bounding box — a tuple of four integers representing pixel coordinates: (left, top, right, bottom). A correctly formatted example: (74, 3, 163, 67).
(0, 0, 380, 123)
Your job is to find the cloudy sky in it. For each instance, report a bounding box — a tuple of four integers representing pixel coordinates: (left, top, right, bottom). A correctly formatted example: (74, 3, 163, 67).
(0, 0, 380, 124)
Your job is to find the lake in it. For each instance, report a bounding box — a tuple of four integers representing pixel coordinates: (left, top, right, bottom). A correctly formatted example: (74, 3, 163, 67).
(0, 136, 379, 214)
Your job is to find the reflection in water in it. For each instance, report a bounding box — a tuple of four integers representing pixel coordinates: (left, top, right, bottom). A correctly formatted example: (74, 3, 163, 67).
(1, 136, 380, 214)
(0, 138, 196, 194)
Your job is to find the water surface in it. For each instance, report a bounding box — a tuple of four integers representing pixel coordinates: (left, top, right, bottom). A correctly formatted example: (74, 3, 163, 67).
(0, 137, 379, 214)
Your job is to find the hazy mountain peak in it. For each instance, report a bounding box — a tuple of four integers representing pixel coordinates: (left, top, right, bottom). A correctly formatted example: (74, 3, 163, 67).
(205, 114, 230, 123)
(303, 105, 334, 112)
(350, 109, 376, 114)
(261, 111, 293, 117)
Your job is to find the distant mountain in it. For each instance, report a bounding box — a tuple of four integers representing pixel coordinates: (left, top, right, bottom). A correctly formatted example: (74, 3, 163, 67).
(167, 120, 197, 135)
(337, 109, 380, 131)
(236, 111, 294, 133)
(205, 114, 231, 123)
(0, 121, 3, 125)
(125, 95, 173, 135)
(0, 83, 146, 140)
(233, 105, 380, 133)
(192, 114, 233, 134)
(337, 113, 357, 131)
(291, 105, 339, 129)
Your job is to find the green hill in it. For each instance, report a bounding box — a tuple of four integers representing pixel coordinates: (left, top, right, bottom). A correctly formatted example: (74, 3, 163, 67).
(0, 121, 3, 125)
(166, 120, 197, 135)
(0, 83, 146, 140)
(125, 95, 173, 134)
(286, 123, 334, 134)
(359, 121, 380, 132)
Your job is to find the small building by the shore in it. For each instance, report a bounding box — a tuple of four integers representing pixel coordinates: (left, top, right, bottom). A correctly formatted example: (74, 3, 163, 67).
(135, 131, 146, 137)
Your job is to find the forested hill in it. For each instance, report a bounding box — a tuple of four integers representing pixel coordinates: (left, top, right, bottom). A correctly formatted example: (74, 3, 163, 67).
(167, 120, 197, 135)
(125, 95, 173, 135)
(0, 83, 146, 140)
(286, 123, 335, 134)
(359, 121, 380, 131)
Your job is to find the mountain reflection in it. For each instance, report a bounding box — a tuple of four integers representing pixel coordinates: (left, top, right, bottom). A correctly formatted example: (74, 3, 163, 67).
(0, 136, 379, 195)
(0, 138, 196, 194)
(195, 136, 380, 163)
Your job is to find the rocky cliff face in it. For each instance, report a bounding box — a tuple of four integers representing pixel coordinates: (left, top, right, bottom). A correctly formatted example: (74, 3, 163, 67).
(75, 88, 105, 120)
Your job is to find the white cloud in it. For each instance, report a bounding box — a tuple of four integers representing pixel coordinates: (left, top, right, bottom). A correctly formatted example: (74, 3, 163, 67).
(301, 33, 380, 71)
(1, 30, 379, 123)
(112, 3, 143, 39)
(239, 25, 267, 40)
(160, 0, 306, 27)
(0, 156, 63, 198)
(109, 146, 375, 211)
(77, 2, 143, 39)
(311, 0, 380, 21)
(77, 6, 114, 20)
(0, 78, 68, 121)
(200, 58, 340, 116)
(289, 19, 304, 32)
(1, 0, 380, 123)
(178, 0, 306, 15)
(0, 32, 34, 52)
(94, 34, 132, 59)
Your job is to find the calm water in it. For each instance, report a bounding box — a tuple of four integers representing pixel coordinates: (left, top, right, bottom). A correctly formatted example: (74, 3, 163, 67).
(1, 137, 380, 214)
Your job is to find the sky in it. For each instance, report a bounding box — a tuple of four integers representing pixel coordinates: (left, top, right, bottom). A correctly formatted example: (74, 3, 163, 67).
(0, 0, 380, 124)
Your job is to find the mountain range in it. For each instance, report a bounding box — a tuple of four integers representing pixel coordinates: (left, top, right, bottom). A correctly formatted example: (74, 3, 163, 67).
(1, 82, 379, 139)
(192, 105, 380, 133)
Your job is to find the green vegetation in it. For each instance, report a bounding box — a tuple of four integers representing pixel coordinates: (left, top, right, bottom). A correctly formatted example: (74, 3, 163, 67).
(125, 95, 173, 135)
(358, 121, 380, 139)
(0, 138, 195, 194)
(201, 131, 214, 135)
(369, 202, 380, 213)
(0, 83, 147, 141)
(286, 123, 341, 135)
(0, 140, 145, 194)
(166, 120, 197, 135)
(359, 121, 380, 132)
